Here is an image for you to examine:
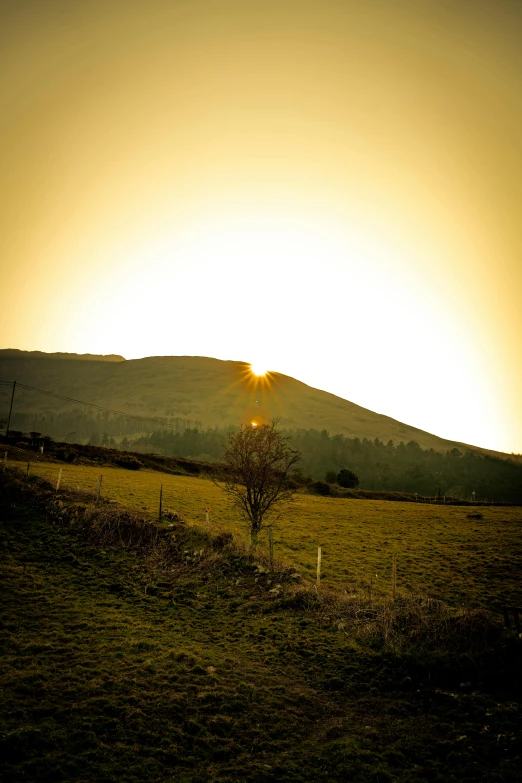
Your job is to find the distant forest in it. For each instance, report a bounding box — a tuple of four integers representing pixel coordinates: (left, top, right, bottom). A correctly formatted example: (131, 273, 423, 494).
(5, 408, 522, 502)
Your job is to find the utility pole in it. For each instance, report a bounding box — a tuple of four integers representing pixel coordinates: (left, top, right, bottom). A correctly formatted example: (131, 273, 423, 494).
(6, 381, 16, 438)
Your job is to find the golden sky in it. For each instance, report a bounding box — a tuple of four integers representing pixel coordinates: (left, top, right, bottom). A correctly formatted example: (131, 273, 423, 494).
(1, 0, 522, 453)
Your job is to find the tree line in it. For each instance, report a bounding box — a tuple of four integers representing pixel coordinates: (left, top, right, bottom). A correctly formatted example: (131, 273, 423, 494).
(3, 409, 522, 501)
(127, 427, 522, 502)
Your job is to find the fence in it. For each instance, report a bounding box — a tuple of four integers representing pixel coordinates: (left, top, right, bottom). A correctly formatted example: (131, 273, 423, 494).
(3, 450, 521, 610)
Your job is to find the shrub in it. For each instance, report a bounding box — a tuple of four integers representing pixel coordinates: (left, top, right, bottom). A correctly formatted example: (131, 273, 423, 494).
(115, 455, 141, 470)
(55, 448, 75, 463)
(311, 481, 331, 496)
(337, 469, 359, 488)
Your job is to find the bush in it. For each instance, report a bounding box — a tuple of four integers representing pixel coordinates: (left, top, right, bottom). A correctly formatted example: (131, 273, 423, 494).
(311, 481, 331, 496)
(115, 455, 141, 470)
(55, 448, 75, 463)
(337, 469, 359, 488)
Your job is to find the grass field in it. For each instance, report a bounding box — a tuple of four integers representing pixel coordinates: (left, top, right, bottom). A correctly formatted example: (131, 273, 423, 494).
(16, 458, 522, 613)
(2, 469, 522, 782)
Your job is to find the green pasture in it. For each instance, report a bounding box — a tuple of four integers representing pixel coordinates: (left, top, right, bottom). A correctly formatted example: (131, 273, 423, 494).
(19, 458, 522, 611)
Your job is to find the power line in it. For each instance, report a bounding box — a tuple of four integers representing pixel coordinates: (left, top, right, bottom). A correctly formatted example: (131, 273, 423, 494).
(0, 380, 201, 431)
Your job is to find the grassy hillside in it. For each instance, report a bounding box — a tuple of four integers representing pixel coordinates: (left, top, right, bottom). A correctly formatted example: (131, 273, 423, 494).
(1, 467, 522, 782)
(8, 453, 522, 612)
(0, 349, 125, 362)
(0, 351, 496, 455)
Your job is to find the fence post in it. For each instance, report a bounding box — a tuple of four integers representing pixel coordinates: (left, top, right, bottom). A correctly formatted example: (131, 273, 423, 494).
(26, 462, 30, 478)
(268, 527, 274, 573)
(5, 380, 16, 438)
(96, 475, 103, 503)
(392, 554, 397, 601)
(316, 546, 322, 589)
(205, 507, 210, 533)
(159, 484, 163, 522)
(56, 467, 63, 492)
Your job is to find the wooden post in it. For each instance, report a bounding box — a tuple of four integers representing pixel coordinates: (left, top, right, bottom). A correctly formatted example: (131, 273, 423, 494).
(26, 462, 30, 478)
(392, 554, 397, 601)
(159, 484, 163, 522)
(316, 546, 322, 589)
(5, 380, 16, 438)
(96, 475, 103, 503)
(56, 467, 63, 492)
(268, 527, 274, 573)
(205, 507, 210, 533)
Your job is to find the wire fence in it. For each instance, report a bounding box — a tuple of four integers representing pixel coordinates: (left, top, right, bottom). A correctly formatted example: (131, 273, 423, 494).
(3, 449, 519, 608)
(2, 454, 214, 524)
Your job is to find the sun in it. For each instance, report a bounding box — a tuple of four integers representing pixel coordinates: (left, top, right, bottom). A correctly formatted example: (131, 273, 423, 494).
(250, 363, 268, 377)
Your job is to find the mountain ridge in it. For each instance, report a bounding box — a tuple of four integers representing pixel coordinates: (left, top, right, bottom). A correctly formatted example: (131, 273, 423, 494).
(0, 349, 125, 362)
(0, 349, 510, 458)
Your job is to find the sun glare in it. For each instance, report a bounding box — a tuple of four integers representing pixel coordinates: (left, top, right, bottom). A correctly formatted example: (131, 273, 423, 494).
(250, 364, 268, 377)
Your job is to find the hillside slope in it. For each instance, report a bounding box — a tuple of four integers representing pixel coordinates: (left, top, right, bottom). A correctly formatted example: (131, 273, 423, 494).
(0, 351, 499, 455)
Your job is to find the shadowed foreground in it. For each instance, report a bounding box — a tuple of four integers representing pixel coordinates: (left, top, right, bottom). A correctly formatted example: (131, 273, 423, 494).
(1, 471, 521, 782)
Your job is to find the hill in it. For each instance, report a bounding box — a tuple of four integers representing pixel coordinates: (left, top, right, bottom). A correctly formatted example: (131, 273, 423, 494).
(0, 349, 125, 362)
(0, 351, 502, 457)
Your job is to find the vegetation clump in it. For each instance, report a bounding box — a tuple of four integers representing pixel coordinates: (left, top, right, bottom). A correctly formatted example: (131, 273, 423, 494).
(114, 454, 141, 470)
(336, 468, 359, 488)
(311, 480, 331, 496)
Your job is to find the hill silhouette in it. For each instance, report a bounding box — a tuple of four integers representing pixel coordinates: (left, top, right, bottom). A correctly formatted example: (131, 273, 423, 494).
(0, 350, 506, 457)
(0, 349, 125, 362)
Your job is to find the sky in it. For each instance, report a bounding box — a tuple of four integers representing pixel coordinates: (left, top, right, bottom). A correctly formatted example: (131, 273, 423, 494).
(1, 0, 521, 454)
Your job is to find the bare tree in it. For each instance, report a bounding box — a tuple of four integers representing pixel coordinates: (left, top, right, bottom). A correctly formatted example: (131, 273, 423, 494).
(219, 421, 301, 550)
